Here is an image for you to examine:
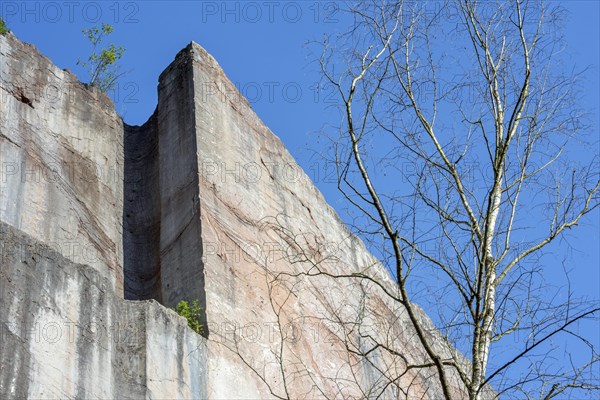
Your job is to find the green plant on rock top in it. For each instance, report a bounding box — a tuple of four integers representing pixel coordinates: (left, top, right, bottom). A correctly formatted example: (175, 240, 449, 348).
(173, 300, 204, 335)
(0, 17, 10, 35)
(77, 22, 125, 91)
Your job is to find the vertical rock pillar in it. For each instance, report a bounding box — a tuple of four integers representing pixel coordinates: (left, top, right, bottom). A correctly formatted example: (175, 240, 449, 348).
(123, 44, 206, 323)
(156, 46, 206, 311)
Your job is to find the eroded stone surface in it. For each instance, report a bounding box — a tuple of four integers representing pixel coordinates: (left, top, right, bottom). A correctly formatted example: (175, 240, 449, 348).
(123, 114, 162, 301)
(183, 42, 468, 399)
(0, 33, 206, 400)
(0, 222, 207, 399)
(0, 32, 124, 293)
(0, 32, 480, 399)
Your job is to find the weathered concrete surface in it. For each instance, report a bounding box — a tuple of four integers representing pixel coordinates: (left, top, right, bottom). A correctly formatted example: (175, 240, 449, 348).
(0, 32, 124, 293)
(0, 221, 207, 399)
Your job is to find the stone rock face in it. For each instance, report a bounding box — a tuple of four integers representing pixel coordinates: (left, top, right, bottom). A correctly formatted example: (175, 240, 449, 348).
(123, 46, 206, 319)
(184, 43, 467, 399)
(123, 115, 162, 301)
(0, 33, 124, 294)
(127, 43, 472, 399)
(1, 32, 473, 399)
(0, 33, 206, 399)
(0, 222, 207, 399)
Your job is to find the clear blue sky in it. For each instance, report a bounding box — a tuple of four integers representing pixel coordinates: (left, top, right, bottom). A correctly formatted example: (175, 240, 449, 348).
(3, 0, 598, 370)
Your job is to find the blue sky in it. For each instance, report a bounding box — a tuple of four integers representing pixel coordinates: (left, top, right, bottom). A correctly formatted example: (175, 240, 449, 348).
(3, 0, 599, 383)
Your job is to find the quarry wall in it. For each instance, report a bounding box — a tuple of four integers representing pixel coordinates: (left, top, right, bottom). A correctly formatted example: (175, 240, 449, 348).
(0, 33, 124, 294)
(0, 33, 206, 399)
(0, 222, 207, 399)
(0, 32, 473, 399)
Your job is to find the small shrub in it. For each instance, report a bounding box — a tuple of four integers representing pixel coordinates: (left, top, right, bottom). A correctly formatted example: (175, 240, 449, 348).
(0, 17, 9, 35)
(77, 23, 125, 91)
(173, 300, 204, 335)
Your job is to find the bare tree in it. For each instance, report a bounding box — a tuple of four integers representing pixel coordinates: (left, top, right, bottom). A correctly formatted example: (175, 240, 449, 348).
(311, 0, 600, 399)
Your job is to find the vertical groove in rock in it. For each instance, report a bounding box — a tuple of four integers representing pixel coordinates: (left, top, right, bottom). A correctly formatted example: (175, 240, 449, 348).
(123, 112, 162, 301)
(123, 44, 208, 331)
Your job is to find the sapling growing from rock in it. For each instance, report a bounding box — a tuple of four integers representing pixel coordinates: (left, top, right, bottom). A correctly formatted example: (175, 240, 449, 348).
(77, 23, 125, 92)
(0, 17, 10, 35)
(173, 300, 204, 335)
